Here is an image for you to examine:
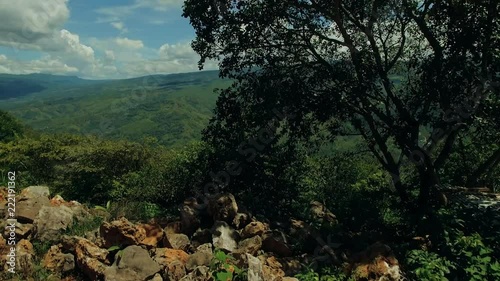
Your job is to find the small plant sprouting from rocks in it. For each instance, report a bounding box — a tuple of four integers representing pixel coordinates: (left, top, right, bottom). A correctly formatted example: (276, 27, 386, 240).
(209, 249, 246, 281)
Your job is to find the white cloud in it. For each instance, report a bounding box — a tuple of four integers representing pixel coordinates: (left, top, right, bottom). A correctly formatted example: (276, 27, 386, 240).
(96, 0, 183, 23)
(0, 54, 79, 75)
(115, 37, 144, 49)
(0, 0, 69, 45)
(105, 50, 115, 61)
(137, 0, 184, 12)
(110, 21, 128, 33)
(159, 42, 197, 60)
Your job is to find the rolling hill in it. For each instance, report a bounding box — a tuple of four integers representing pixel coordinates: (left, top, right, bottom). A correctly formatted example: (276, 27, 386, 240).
(0, 71, 230, 147)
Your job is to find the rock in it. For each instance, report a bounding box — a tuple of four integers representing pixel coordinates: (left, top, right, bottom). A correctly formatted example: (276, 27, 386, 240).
(260, 255, 285, 281)
(180, 198, 202, 235)
(152, 248, 189, 271)
(149, 273, 163, 281)
(191, 228, 212, 248)
(3, 222, 33, 240)
(242, 221, 266, 238)
(0, 187, 8, 218)
(310, 201, 337, 224)
(104, 245, 161, 281)
(196, 243, 213, 253)
(282, 278, 300, 281)
(164, 260, 186, 281)
(84, 228, 101, 245)
(74, 237, 110, 280)
(236, 235, 262, 256)
(280, 258, 303, 277)
(349, 242, 401, 281)
(43, 244, 75, 273)
(60, 235, 81, 253)
(138, 223, 164, 248)
(165, 233, 190, 251)
(16, 186, 50, 223)
(100, 217, 146, 248)
(33, 200, 91, 242)
(0, 235, 10, 271)
(186, 251, 213, 271)
(212, 221, 239, 252)
(16, 239, 35, 275)
(179, 266, 211, 281)
(262, 231, 292, 257)
(164, 221, 182, 235)
(22, 186, 51, 198)
(247, 254, 264, 281)
(232, 212, 251, 229)
(208, 193, 238, 223)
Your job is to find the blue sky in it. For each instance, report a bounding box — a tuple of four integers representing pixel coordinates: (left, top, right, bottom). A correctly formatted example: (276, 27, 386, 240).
(0, 0, 217, 79)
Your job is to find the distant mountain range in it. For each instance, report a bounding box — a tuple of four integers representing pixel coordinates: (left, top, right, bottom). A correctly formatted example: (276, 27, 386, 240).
(0, 71, 230, 147)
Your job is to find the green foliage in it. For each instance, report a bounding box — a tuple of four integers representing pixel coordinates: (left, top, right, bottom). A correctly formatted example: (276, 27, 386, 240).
(210, 249, 246, 281)
(449, 234, 500, 281)
(0, 71, 229, 147)
(0, 110, 25, 143)
(94, 200, 112, 212)
(185, 0, 500, 211)
(32, 240, 52, 257)
(406, 250, 455, 281)
(65, 216, 103, 237)
(295, 266, 354, 281)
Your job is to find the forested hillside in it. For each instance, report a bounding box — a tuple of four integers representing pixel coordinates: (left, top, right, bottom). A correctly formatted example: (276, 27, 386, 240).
(0, 71, 228, 147)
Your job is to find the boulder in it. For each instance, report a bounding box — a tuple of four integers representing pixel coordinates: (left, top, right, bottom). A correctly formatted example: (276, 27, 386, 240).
(247, 254, 264, 281)
(236, 235, 262, 256)
(74, 237, 110, 280)
(138, 223, 164, 248)
(260, 255, 285, 281)
(349, 242, 401, 281)
(164, 221, 182, 235)
(242, 221, 266, 238)
(100, 217, 146, 248)
(212, 221, 239, 252)
(309, 201, 337, 224)
(149, 273, 164, 281)
(0, 235, 10, 272)
(180, 198, 202, 235)
(33, 199, 91, 242)
(104, 245, 161, 281)
(191, 228, 212, 248)
(152, 248, 189, 271)
(16, 186, 50, 223)
(186, 250, 213, 271)
(165, 233, 190, 251)
(232, 212, 251, 229)
(43, 244, 75, 274)
(3, 222, 33, 240)
(164, 260, 186, 281)
(16, 239, 35, 275)
(196, 243, 213, 253)
(60, 235, 81, 253)
(0, 187, 8, 218)
(208, 193, 238, 223)
(179, 266, 211, 281)
(262, 231, 293, 257)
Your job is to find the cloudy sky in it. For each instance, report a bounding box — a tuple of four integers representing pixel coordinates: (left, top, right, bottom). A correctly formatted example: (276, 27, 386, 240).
(0, 0, 217, 79)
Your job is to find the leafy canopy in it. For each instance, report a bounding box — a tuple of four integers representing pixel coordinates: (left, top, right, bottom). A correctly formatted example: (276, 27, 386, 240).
(183, 0, 500, 207)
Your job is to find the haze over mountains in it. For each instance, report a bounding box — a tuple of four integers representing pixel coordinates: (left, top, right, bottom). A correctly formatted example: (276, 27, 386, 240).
(0, 70, 229, 147)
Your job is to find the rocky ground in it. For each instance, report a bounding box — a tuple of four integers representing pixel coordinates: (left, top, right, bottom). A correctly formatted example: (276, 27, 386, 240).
(0, 186, 403, 281)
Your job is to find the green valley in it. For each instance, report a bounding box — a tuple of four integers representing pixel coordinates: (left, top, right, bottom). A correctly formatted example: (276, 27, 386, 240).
(0, 70, 229, 147)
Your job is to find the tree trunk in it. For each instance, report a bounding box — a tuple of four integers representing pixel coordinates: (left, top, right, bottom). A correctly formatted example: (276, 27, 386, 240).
(417, 167, 440, 211)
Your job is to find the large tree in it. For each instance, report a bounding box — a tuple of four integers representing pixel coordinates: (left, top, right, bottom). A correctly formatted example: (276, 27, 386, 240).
(183, 0, 499, 209)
